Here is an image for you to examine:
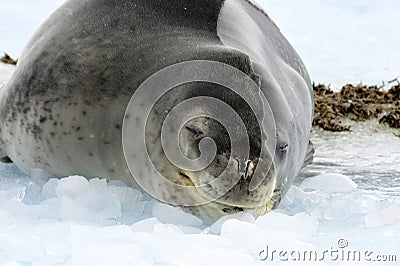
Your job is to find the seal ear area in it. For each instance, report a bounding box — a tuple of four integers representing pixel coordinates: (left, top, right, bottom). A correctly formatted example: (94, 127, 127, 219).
(194, 46, 261, 86)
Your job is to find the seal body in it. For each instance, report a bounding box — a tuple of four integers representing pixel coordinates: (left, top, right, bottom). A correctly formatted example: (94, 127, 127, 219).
(0, 0, 313, 220)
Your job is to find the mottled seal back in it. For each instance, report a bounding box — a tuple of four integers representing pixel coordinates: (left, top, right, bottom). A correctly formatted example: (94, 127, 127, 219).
(0, 0, 313, 220)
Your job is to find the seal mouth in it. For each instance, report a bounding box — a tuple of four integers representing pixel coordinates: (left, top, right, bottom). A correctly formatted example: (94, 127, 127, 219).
(186, 195, 277, 221)
(212, 189, 277, 218)
(177, 167, 278, 220)
(222, 202, 274, 217)
(177, 171, 197, 187)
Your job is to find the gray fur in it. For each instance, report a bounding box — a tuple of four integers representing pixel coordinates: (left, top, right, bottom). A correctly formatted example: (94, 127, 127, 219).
(0, 0, 313, 220)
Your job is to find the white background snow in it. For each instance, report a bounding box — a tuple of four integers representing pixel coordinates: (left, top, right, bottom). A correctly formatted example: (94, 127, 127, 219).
(0, 0, 400, 265)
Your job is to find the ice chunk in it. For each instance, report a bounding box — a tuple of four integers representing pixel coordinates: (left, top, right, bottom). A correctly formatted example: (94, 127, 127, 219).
(88, 178, 108, 189)
(309, 193, 377, 220)
(59, 196, 99, 222)
(56, 176, 90, 199)
(2, 261, 19, 266)
(153, 222, 186, 235)
(220, 219, 265, 253)
(48, 176, 122, 224)
(152, 203, 203, 227)
(130, 217, 161, 232)
(74, 189, 121, 221)
(365, 205, 400, 227)
(107, 180, 128, 187)
(68, 224, 139, 265)
(5, 186, 26, 201)
(255, 212, 319, 240)
(108, 185, 144, 214)
(0, 210, 14, 227)
(30, 168, 53, 181)
(41, 178, 59, 199)
(209, 212, 255, 235)
(300, 173, 357, 193)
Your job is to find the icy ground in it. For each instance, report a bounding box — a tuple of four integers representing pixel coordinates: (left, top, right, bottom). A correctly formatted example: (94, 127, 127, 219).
(1, 0, 400, 265)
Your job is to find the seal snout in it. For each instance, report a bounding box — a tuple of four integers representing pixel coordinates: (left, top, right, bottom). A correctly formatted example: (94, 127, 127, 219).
(182, 159, 277, 220)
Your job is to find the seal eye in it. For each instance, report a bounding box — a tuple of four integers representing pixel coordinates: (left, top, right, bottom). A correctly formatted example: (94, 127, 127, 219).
(278, 142, 289, 154)
(185, 126, 204, 139)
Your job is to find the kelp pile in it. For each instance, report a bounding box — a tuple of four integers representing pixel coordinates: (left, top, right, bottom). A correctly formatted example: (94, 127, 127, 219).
(0, 53, 17, 65)
(313, 83, 400, 132)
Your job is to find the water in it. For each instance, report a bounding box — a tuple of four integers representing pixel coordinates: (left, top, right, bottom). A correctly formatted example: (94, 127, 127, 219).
(302, 121, 400, 202)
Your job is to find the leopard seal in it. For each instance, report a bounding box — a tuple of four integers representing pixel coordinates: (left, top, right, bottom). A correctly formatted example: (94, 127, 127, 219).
(0, 0, 314, 221)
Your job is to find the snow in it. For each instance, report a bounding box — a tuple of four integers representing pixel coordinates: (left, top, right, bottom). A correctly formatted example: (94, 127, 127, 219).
(0, 0, 66, 59)
(0, 0, 400, 265)
(0, 169, 399, 265)
(365, 206, 400, 228)
(261, 0, 400, 88)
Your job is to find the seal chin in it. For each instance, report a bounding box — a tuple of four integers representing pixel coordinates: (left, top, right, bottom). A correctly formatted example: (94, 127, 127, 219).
(185, 194, 278, 221)
(179, 162, 279, 221)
